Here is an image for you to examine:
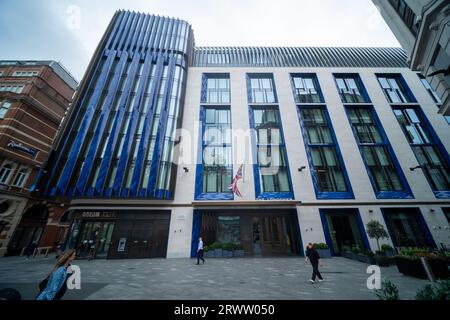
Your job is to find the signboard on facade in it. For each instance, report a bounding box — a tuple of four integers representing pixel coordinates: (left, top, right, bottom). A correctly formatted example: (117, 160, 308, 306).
(7, 140, 39, 159)
(80, 211, 118, 219)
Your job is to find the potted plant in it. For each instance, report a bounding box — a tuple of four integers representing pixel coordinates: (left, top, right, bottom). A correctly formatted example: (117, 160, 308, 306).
(381, 244, 395, 257)
(366, 220, 390, 267)
(313, 243, 332, 258)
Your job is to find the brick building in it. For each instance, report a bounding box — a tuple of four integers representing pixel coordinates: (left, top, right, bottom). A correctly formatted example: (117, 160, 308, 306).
(0, 60, 77, 256)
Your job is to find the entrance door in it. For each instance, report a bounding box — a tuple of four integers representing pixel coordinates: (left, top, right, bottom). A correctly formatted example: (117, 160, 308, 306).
(323, 210, 365, 255)
(108, 212, 171, 259)
(128, 221, 153, 259)
(75, 221, 115, 259)
(252, 218, 262, 256)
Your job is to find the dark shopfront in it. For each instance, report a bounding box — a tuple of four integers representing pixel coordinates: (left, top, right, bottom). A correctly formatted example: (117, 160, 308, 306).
(191, 209, 302, 257)
(67, 210, 171, 259)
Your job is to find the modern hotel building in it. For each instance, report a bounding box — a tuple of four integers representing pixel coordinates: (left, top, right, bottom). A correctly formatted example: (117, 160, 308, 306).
(31, 10, 450, 259)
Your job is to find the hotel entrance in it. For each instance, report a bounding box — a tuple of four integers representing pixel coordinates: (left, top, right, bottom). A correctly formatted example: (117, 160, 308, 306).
(320, 209, 369, 255)
(193, 209, 302, 257)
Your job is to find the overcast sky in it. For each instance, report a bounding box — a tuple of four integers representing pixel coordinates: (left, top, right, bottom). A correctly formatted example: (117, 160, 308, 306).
(0, 0, 400, 81)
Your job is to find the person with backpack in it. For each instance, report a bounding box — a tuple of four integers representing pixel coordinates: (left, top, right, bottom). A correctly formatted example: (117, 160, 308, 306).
(305, 243, 324, 283)
(36, 249, 76, 300)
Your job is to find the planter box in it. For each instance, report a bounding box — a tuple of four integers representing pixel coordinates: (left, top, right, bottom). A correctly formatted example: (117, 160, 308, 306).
(375, 254, 390, 267)
(357, 254, 375, 264)
(342, 252, 358, 260)
(428, 259, 450, 280)
(214, 249, 223, 258)
(233, 250, 245, 257)
(223, 250, 233, 258)
(204, 251, 214, 258)
(316, 249, 332, 259)
(384, 250, 395, 258)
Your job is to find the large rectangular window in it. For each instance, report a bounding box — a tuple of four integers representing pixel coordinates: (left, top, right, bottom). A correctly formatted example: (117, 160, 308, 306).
(418, 74, 450, 125)
(201, 74, 230, 104)
(377, 74, 415, 103)
(334, 74, 369, 103)
(291, 74, 323, 103)
(196, 107, 233, 199)
(346, 106, 412, 198)
(0, 100, 12, 118)
(247, 74, 277, 104)
(298, 106, 352, 198)
(250, 107, 292, 198)
(393, 107, 450, 196)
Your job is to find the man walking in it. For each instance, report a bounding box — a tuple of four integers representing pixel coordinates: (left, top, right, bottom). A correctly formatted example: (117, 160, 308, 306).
(196, 236, 205, 265)
(305, 243, 323, 283)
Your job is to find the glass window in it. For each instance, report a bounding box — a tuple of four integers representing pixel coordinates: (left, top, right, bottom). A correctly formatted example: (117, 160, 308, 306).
(251, 107, 291, 194)
(12, 168, 28, 187)
(299, 107, 350, 194)
(0, 100, 12, 118)
(201, 108, 232, 194)
(377, 75, 412, 103)
(291, 74, 322, 103)
(248, 75, 277, 103)
(204, 74, 230, 103)
(346, 107, 408, 194)
(0, 163, 14, 184)
(334, 75, 367, 103)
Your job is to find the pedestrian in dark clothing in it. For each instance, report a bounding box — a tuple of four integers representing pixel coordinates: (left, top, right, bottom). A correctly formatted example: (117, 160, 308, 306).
(196, 237, 205, 265)
(305, 243, 323, 283)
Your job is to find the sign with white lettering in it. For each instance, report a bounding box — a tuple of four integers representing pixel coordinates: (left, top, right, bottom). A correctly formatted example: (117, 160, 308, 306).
(7, 140, 39, 159)
(81, 211, 118, 219)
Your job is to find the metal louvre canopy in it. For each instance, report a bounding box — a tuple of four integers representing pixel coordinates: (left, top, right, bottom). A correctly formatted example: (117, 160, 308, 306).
(192, 47, 408, 68)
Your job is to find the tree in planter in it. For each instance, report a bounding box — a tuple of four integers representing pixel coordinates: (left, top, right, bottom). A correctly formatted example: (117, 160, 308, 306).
(366, 220, 389, 252)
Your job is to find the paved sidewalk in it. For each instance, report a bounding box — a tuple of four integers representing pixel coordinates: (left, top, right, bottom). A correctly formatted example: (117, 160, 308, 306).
(0, 255, 430, 300)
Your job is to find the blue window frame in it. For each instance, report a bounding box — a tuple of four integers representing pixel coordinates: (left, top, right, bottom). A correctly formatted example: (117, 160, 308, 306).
(291, 73, 324, 103)
(392, 106, 450, 198)
(249, 106, 293, 199)
(417, 74, 450, 125)
(381, 207, 436, 248)
(334, 74, 371, 103)
(201, 73, 230, 104)
(376, 73, 416, 103)
(195, 107, 233, 200)
(297, 106, 353, 199)
(345, 106, 413, 199)
(247, 74, 277, 104)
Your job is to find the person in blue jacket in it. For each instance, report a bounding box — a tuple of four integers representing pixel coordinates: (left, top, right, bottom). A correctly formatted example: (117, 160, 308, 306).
(36, 249, 76, 300)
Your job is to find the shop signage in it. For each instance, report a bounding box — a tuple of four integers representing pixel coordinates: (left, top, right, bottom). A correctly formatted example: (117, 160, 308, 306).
(7, 140, 39, 159)
(81, 211, 118, 219)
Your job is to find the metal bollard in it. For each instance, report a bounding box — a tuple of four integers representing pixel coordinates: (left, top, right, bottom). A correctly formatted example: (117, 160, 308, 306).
(420, 257, 436, 282)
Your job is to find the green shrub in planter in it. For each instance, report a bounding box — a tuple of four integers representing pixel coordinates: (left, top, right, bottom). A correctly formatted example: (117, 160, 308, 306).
(366, 220, 389, 253)
(313, 243, 329, 249)
(381, 244, 394, 252)
(375, 279, 399, 300)
(203, 245, 210, 252)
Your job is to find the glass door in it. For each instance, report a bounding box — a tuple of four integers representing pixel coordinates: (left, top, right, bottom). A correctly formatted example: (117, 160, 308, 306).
(75, 221, 115, 259)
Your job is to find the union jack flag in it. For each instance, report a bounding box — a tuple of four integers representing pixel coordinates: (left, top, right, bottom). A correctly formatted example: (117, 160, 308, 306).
(228, 164, 243, 197)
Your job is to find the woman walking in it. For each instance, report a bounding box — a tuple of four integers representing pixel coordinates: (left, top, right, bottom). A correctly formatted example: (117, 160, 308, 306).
(305, 243, 324, 283)
(36, 249, 76, 300)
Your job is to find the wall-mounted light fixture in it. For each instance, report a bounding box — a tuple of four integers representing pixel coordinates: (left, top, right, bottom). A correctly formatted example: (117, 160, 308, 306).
(298, 166, 306, 172)
(183, 167, 189, 173)
(409, 165, 422, 171)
